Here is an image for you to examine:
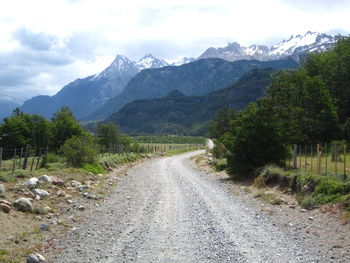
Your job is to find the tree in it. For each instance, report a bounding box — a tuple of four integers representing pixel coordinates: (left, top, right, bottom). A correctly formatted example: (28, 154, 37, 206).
(60, 133, 97, 167)
(96, 122, 119, 152)
(227, 100, 291, 177)
(51, 107, 84, 150)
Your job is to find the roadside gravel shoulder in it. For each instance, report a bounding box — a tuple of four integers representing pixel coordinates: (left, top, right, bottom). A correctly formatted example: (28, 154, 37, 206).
(194, 154, 350, 262)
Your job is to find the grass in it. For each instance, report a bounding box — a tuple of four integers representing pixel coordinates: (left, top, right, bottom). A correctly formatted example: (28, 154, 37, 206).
(286, 151, 350, 175)
(257, 164, 350, 209)
(214, 158, 227, 171)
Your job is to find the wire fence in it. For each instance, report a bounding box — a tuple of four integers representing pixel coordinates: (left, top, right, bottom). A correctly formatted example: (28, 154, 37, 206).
(286, 143, 349, 176)
(0, 145, 48, 173)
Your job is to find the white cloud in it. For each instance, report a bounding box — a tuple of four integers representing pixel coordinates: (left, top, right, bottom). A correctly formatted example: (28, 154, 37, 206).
(0, 0, 349, 101)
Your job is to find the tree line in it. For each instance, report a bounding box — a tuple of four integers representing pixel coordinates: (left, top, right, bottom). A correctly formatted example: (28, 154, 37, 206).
(0, 107, 131, 167)
(210, 37, 350, 177)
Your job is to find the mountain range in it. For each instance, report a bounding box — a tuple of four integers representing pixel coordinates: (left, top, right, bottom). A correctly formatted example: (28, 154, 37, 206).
(20, 54, 168, 119)
(199, 32, 340, 62)
(15, 31, 340, 124)
(85, 57, 298, 121)
(106, 68, 275, 135)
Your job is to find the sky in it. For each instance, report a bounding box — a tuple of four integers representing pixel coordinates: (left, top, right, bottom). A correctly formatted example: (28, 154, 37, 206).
(0, 0, 350, 103)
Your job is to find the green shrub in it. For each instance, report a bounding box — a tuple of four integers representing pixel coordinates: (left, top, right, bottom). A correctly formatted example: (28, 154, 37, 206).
(215, 158, 227, 171)
(82, 163, 105, 174)
(300, 195, 318, 209)
(61, 134, 97, 167)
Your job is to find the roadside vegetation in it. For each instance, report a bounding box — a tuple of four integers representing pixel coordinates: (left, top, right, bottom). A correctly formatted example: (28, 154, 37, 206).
(209, 37, 350, 211)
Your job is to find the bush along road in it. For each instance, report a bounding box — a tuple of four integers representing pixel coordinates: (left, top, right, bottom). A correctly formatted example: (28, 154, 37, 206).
(48, 150, 345, 263)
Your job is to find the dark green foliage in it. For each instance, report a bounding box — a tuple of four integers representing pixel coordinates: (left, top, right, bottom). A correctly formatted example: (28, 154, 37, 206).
(227, 101, 291, 176)
(0, 109, 52, 148)
(96, 122, 120, 151)
(51, 107, 84, 149)
(107, 68, 276, 136)
(60, 133, 97, 167)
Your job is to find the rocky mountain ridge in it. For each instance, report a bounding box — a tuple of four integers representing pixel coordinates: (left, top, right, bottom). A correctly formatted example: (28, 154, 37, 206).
(198, 32, 340, 62)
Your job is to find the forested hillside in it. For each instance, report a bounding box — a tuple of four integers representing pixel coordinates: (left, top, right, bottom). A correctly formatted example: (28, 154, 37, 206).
(107, 69, 275, 135)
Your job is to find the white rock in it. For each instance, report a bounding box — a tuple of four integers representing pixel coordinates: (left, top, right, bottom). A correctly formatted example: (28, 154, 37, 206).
(70, 180, 81, 188)
(26, 178, 39, 189)
(33, 189, 49, 198)
(13, 197, 33, 212)
(38, 175, 52, 184)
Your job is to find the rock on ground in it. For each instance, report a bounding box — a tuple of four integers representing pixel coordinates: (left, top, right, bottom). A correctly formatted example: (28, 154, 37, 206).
(13, 197, 33, 212)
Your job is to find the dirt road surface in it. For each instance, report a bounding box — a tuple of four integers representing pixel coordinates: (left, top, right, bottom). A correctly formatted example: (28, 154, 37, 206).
(49, 151, 335, 262)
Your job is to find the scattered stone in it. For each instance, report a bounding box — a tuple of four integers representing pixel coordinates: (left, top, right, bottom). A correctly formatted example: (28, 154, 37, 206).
(78, 205, 85, 211)
(39, 175, 52, 184)
(300, 209, 307, 213)
(78, 185, 89, 192)
(70, 180, 81, 188)
(0, 203, 11, 213)
(36, 254, 46, 262)
(126, 196, 131, 200)
(26, 178, 39, 189)
(83, 192, 89, 198)
(308, 216, 314, 221)
(51, 177, 64, 186)
(0, 184, 5, 195)
(33, 189, 50, 198)
(13, 197, 33, 212)
(289, 205, 296, 209)
(0, 199, 12, 206)
(39, 223, 50, 231)
(26, 253, 46, 263)
(67, 199, 73, 204)
(35, 195, 41, 200)
(88, 172, 94, 176)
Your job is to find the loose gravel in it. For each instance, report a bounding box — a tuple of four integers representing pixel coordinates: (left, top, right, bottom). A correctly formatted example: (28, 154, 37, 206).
(49, 151, 335, 262)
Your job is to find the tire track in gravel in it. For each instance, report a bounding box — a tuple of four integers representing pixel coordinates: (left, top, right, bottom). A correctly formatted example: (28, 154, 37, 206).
(50, 151, 323, 263)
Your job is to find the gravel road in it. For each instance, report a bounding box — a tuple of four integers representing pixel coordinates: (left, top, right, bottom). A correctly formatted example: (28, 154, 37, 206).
(50, 151, 326, 263)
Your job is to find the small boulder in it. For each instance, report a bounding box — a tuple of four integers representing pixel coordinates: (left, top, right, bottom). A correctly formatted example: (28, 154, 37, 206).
(39, 223, 49, 231)
(0, 184, 5, 195)
(27, 253, 46, 263)
(51, 177, 64, 186)
(0, 203, 11, 213)
(78, 185, 89, 192)
(33, 189, 49, 198)
(26, 178, 39, 189)
(70, 180, 81, 188)
(78, 205, 85, 211)
(0, 199, 12, 206)
(38, 175, 52, 184)
(13, 197, 33, 212)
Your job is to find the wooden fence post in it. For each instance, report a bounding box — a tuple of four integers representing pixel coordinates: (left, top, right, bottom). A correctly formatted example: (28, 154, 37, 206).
(304, 145, 307, 171)
(0, 147, 2, 170)
(299, 145, 302, 172)
(30, 149, 36, 172)
(22, 145, 30, 170)
(310, 145, 313, 172)
(35, 148, 42, 170)
(12, 148, 17, 173)
(293, 144, 298, 169)
(317, 144, 321, 174)
(335, 144, 338, 176)
(325, 143, 328, 174)
(344, 145, 347, 176)
(18, 147, 23, 169)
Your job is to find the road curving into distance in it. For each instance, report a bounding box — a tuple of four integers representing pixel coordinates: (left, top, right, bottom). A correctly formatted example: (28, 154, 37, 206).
(51, 150, 326, 263)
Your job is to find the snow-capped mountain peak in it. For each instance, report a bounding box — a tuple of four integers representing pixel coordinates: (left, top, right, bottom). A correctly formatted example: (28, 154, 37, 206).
(198, 31, 341, 62)
(136, 53, 169, 70)
(93, 54, 138, 81)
